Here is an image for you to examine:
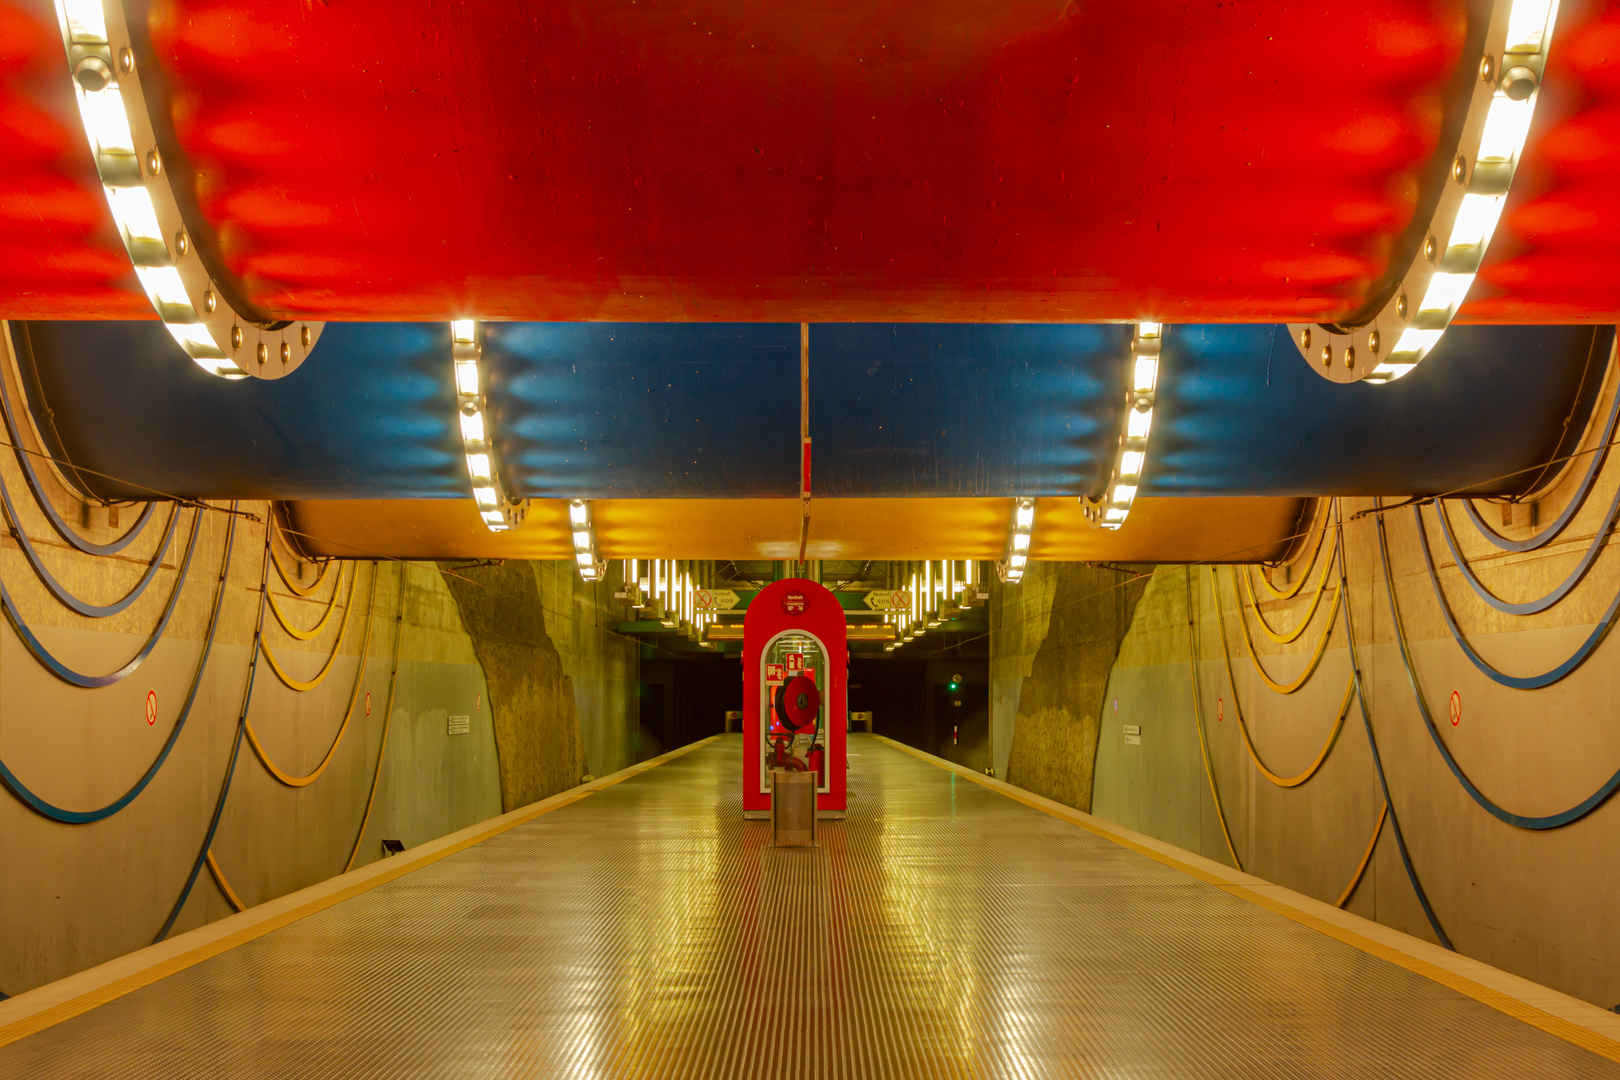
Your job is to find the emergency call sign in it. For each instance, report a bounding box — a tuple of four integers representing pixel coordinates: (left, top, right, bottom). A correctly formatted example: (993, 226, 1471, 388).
(782, 591, 807, 614)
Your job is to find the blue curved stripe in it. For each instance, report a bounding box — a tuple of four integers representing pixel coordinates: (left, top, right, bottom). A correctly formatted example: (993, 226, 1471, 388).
(1332, 502, 1452, 949)
(0, 509, 236, 823)
(0, 330, 158, 556)
(1412, 502, 1620, 689)
(1380, 505, 1620, 828)
(0, 454, 179, 617)
(1433, 486, 1620, 615)
(1459, 332, 1620, 552)
(0, 507, 201, 688)
(155, 529, 269, 943)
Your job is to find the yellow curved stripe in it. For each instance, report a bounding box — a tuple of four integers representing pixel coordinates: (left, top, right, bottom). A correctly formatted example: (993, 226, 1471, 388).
(1216, 573, 1355, 787)
(205, 849, 246, 913)
(1240, 543, 1337, 645)
(270, 523, 335, 597)
(1188, 567, 1242, 871)
(260, 561, 360, 692)
(265, 562, 346, 641)
(246, 565, 378, 788)
(1228, 564, 1339, 694)
(346, 564, 407, 872)
(1253, 501, 1329, 601)
(1334, 802, 1388, 908)
(1231, 671, 1354, 787)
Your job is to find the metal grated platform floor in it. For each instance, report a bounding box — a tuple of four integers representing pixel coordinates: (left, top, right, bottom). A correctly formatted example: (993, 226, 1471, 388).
(2, 734, 1616, 1079)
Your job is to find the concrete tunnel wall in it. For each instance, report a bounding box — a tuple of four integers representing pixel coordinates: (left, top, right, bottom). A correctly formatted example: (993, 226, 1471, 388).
(988, 367, 1620, 1010)
(0, 395, 640, 999)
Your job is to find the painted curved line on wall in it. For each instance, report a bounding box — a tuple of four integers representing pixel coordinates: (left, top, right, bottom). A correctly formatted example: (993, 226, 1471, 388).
(0, 325, 159, 557)
(156, 529, 271, 943)
(1335, 502, 1453, 951)
(0, 506, 203, 688)
(245, 564, 379, 788)
(1434, 490, 1620, 616)
(346, 566, 408, 873)
(1382, 506, 1620, 828)
(1412, 502, 1620, 689)
(1460, 338, 1620, 553)
(0, 509, 237, 824)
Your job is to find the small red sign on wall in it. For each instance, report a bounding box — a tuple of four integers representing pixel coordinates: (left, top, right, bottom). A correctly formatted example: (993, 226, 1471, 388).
(786, 653, 805, 674)
(766, 663, 785, 682)
(782, 591, 807, 615)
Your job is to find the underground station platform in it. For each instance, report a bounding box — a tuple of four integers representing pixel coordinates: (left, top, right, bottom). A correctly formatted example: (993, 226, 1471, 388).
(14, 0, 1620, 1075)
(1, 735, 1616, 1079)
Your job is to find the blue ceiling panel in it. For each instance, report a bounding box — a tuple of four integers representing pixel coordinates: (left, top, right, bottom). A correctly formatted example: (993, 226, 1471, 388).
(1143, 324, 1611, 498)
(12, 319, 1610, 504)
(486, 323, 799, 499)
(807, 324, 1128, 497)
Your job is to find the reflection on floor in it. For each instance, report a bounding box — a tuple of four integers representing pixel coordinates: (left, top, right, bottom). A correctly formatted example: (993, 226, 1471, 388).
(1, 734, 1616, 1078)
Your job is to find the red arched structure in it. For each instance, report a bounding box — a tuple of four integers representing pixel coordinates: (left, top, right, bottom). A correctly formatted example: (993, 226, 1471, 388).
(742, 577, 848, 818)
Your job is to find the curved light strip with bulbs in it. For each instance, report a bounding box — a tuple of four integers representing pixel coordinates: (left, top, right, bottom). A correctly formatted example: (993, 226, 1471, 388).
(1290, 0, 1560, 384)
(51, 0, 321, 379)
(569, 499, 605, 582)
(1084, 322, 1160, 530)
(999, 499, 1035, 584)
(452, 321, 527, 532)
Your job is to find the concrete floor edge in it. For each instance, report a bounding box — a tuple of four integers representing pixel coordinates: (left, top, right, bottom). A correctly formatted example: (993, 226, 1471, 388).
(0, 736, 720, 1049)
(871, 734, 1620, 1062)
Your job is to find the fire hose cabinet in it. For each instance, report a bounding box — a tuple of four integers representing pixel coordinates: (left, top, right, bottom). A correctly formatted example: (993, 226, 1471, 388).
(742, 578, 847, 818)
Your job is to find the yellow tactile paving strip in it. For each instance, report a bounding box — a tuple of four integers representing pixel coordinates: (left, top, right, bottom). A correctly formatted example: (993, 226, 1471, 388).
(1, 735, 1617, 1078)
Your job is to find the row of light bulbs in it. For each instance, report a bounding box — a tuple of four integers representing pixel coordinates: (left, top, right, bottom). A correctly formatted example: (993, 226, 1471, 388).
(1290, 0, 1560, 382)
(451, 321, 529, 534)
(623, 560, 716, 644)
(885, 559, 981, 651)
(53, 0, 321, 379)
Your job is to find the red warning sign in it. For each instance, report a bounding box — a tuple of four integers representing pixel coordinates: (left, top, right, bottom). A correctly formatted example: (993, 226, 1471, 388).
(786, 652, 805, 674)
(782, 591, 807, 615)
(766, 663, 785, 683)
(145, 689, 157, 726)
(1449, 690, 1461, 727)
(365, 691, 372, 717)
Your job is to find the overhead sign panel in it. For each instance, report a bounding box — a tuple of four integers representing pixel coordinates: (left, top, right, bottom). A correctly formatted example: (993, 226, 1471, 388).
(694, 588, 741, 611)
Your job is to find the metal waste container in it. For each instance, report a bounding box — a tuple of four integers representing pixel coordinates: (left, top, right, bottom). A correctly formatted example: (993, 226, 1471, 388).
(770, 768, 817, 846)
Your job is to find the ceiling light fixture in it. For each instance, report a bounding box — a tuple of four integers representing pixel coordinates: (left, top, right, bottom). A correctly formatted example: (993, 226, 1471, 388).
(1084, 322, 1160, 531)
(50, 0, 321, 378)
(452, 321, 528, 533)
(1288, 0, 1560, 384)
(569, 499, 606, 582)
(1000, 497, 1036, 583)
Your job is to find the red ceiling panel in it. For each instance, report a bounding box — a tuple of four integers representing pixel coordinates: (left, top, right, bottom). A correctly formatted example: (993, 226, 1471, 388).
(2, 1, 1611, 323)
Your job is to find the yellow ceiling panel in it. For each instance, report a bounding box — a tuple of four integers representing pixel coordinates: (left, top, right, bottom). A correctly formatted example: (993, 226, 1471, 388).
(286, 496, 1307, 564)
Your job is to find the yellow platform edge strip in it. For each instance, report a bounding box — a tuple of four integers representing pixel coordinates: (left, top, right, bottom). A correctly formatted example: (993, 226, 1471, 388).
(874, 734, 1620, 1066)
(0, 735, 720, 1050)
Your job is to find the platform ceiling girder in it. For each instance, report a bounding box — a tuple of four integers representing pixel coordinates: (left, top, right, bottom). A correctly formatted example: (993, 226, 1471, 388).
(2, 1, 1619, 323)
(16, 320, 1605, 503)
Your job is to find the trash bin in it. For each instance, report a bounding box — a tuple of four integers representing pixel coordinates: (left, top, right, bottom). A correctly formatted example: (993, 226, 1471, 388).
(770, 768, 817, 846)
